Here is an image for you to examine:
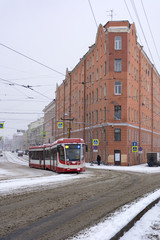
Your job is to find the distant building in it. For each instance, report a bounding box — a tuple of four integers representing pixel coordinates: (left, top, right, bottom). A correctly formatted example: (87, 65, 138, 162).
(43, 100, 56, 144)
(27, 117, 44, 146)
(55, 20, 160, 166)
(11, 134, 24, 151)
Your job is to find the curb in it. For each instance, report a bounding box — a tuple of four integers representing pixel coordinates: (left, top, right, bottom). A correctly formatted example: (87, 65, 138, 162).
(110, 197, 160, 240)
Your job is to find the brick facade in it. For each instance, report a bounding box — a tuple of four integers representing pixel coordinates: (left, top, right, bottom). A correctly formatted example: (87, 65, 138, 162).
(55, 20, 160, 166)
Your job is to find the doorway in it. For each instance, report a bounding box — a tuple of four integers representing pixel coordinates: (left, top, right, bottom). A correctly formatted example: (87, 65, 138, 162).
(114, 150, 121, 166)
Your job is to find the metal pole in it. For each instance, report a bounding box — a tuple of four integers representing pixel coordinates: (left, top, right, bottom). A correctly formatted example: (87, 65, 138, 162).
(90, 126, 93, 165)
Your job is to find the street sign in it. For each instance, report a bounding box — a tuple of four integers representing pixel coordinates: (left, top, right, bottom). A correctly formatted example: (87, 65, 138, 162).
(132, 146, 138, 152)
(132, 142, 137, 146)
(0, 123, 4, 129)
(139, 147, 143, 151)
(93, 146, 98, 150)
(42, 131, 47, 138)
(92, 139, 99, 146)
(138, 151, 143, 154)
(57, 122, 63, 129)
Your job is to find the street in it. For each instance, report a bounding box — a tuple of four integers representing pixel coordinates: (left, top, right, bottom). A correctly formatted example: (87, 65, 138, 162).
(0, 152, 160, 240)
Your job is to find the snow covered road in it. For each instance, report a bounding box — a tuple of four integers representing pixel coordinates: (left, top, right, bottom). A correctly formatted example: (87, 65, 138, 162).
(0, 152, 160, 239)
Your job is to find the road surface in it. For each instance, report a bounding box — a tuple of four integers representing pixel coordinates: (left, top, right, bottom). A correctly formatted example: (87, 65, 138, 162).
(0, 152, 160, 240)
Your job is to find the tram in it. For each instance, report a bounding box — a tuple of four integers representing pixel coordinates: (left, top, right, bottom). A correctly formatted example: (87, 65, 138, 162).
(29, 138, 86, 173)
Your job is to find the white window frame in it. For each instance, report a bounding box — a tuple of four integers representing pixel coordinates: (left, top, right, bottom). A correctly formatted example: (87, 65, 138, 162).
(114, 59, 122, 72)
(114, 81, 121, 95)
(115, 36, 122, 50)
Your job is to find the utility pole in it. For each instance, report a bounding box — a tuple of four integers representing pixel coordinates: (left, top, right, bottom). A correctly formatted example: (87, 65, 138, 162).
(61, 118, 74, 138)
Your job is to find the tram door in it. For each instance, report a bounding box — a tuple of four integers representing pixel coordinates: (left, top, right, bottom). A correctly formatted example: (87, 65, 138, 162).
(52, 148, 57, 171)
(114, 150, 121, 166)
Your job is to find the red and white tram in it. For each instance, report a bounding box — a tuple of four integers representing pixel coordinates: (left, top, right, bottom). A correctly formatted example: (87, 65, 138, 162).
(29, 138, 86, 173)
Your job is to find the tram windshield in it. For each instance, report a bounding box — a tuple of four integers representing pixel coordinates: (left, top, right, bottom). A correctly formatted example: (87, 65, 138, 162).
(65, 144, 81, 161)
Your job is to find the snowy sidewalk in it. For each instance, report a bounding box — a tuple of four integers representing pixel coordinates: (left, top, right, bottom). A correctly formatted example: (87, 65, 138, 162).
(69, 163, 160, 240)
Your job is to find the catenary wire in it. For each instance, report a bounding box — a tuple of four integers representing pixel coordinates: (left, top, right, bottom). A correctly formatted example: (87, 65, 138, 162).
(140, 0, 160, 63)
(130, 0, 155, 65)
(0, 42, 66, 77)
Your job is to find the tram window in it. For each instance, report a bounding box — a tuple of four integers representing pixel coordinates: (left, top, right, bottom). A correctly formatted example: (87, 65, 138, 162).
(52, 148, 57, 160)
(45, 150, 50, 160)
(57, 145, 65, 161)
(65, 144, 80, 161)
(39, 151, 43, 160)
(29, 151, 32, 159)
(35, 151, 39, 160)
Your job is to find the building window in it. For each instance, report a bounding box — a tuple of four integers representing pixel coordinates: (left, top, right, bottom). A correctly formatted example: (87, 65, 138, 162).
(104, 107, 106, 121)
(104, 83, 107, 97)
(92, 72, 94, 83)
(115, 59, 122, 72)
(104, 61, 107, 75)
(92, 112, 94, 124)
(89, 93, 91, 104)
(103, 129, 106, 141)
(92, 91, 94, 104)
(95, 110, 98, 122)
(96, 88, 98, 102)
(92, 54, 94, 66)
(115, 36, 122, 50)
(114, 105, 121, 120)
(114, 128, 121, 141)
(114, 81, 121, 95)
(96, 68, 98, 81)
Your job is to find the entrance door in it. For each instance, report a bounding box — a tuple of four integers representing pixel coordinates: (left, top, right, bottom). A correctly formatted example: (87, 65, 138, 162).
(114, 150, 121, 166)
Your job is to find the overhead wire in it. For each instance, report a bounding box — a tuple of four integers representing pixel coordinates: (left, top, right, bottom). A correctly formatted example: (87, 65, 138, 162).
(88, 0, 98, 28)
(130, 0, 155, 65)
(0, 76, 52, 100)
(140, 0, 160, 63)
(0, 42, 66, 77)
(0, 111, 43, 114)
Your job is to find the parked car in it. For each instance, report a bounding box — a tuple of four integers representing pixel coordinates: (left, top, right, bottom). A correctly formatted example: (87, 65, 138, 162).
(17, 151, 23, 157)
(0, 150, 3, 157)
(24, 149, 29, 155)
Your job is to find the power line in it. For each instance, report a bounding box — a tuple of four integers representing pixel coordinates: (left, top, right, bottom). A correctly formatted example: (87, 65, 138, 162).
(140, 0, 160, 63)
(0, 43, 66, 77)
(130, 0, 155, 64)
(1, 99, 48, 102)
(88, 0, 98, 28)
(0, 77, 52, 100)
(0, 112, 43, 114)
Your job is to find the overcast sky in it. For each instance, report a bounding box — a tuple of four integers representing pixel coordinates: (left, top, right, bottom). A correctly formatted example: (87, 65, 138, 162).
(0, 0, 160, 139)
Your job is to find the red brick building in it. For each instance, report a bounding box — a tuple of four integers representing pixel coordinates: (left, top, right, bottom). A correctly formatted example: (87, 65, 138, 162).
(55, 20, 160, 166)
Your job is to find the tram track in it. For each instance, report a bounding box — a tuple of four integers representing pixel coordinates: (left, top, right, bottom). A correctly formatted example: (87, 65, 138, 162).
(0, 167, 160, 240)
(111, 197, 160, 240)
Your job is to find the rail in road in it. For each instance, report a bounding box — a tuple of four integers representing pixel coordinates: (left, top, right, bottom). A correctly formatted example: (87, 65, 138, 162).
(110, 197, 160, 240)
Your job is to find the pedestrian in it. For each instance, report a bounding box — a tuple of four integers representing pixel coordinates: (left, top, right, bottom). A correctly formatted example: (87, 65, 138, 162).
(97, 154, 101, 166)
